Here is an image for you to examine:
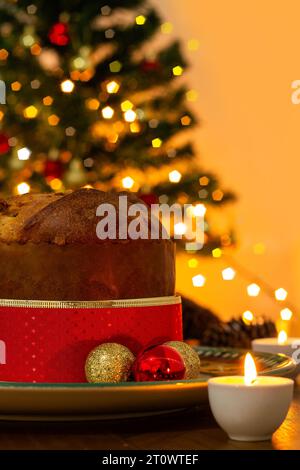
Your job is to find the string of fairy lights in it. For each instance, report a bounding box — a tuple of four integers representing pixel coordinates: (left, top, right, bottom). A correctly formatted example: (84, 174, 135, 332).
(188, 246, 297, 330)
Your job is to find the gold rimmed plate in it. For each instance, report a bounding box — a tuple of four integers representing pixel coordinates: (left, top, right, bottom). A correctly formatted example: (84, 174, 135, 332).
(0, 347, 295, 421)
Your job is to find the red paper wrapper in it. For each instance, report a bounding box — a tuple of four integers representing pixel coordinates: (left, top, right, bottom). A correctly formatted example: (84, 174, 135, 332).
(0, 296, 182, 383)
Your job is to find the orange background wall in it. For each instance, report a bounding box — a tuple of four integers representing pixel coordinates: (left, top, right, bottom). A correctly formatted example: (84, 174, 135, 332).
(152, 0, 300, 331)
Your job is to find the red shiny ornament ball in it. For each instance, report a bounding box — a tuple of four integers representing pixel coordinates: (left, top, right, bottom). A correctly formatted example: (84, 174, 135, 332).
(44, 160, 63, 180)
(139, 193, 159, 207)
(132, 345, 186, 382)
(48, 22, 70, 46)
(0, 134, 10, 155)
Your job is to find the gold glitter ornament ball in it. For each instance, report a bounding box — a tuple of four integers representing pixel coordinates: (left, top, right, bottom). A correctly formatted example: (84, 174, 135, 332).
(85, 343, 135, 383)
(164, 341, 201, 379)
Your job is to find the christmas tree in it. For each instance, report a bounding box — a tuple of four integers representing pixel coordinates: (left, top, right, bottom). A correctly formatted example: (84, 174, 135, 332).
(0, 0, 235, 252)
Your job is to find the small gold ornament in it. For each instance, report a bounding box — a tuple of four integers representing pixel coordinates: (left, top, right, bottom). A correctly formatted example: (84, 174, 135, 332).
(164, 341, 201, 379)
(85, 343, 135, 383)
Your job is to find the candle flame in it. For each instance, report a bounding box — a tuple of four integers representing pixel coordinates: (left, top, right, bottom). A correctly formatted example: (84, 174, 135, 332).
(278, 330, 287, 345)
(244, 353, 257, 386)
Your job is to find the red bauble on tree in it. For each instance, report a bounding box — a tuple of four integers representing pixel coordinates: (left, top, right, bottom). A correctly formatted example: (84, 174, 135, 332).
(44, 160, 63, 180)
(48, 22, 70, 46)
(0, 133, 10, 155)
(139, 193, 159, 207)
(132, 344, 186, 382)
(140, 60, 160, 73)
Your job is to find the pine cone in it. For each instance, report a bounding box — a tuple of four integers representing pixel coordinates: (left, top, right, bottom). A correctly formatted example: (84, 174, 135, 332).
(181, 295, 277, 348)
(201, 317, 277, 349)
(181, 295, 222, 342)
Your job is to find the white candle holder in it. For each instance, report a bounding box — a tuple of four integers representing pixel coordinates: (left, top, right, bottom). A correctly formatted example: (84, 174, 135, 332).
(208, 376, 294, 441)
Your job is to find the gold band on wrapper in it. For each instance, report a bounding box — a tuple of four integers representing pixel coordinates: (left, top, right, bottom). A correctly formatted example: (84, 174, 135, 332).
(0, 295, 181, 309)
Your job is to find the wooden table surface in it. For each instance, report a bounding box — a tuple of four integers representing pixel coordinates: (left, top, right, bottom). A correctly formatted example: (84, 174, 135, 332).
(0, 386, 299, 450)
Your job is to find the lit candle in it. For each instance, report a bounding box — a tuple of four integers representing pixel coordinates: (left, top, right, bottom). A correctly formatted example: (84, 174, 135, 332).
(252, 331, 300, 378)
(208, 353, 294, 441)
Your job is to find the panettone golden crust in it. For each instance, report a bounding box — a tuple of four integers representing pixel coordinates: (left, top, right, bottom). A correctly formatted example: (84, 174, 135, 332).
(0, 192, 64, 243)
(0, 189, 175, 300)
(0, 189, 156, 245)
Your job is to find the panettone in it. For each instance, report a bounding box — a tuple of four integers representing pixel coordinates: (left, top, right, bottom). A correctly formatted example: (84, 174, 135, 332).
(0, 189, 181, 382)
(0, 189, 175, 301)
